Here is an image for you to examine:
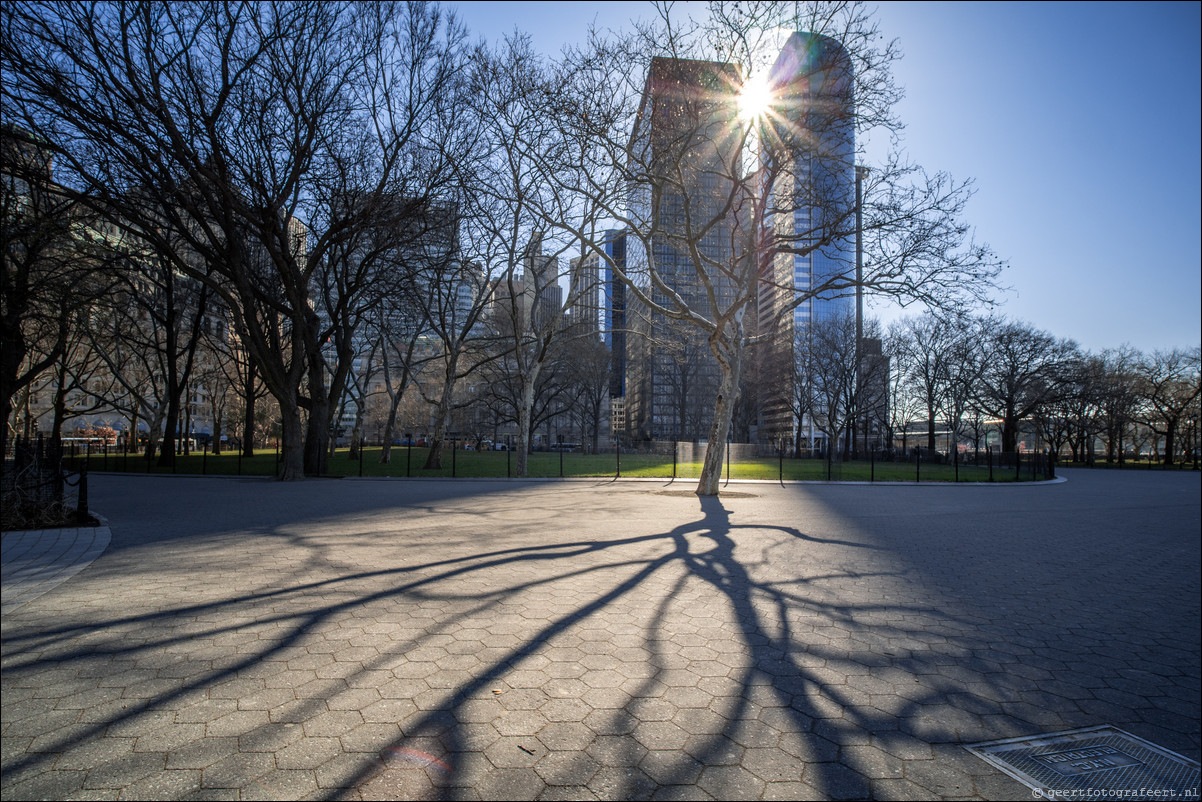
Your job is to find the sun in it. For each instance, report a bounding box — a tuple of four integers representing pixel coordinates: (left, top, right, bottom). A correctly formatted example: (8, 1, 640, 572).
(738, 74, 773, 122)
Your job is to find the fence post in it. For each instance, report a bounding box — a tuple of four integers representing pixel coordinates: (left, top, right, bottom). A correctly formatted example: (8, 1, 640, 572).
(506, 435, 510, 478)
(954, 446, 959, 483)
(916, 450, 920, 483)
(1015, 450, 1021, 481)
(870, 445, 875, 483)
(203, 441, 208, 475)
(408, 436, 413, 477)
(616, 439, 621, 479)
(988, 446, 993, 482)
(452, 437, 457, 478)
(76, 460, 89, 524)
(779, 441, 784, 486)
(673, 441, 677, 481)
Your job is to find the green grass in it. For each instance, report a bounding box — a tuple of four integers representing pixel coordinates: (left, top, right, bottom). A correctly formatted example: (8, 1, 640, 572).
(75, 445, 1032, 483)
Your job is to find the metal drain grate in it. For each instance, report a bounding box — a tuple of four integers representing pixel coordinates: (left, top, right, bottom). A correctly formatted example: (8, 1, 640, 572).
(966, 726, 1200, 801)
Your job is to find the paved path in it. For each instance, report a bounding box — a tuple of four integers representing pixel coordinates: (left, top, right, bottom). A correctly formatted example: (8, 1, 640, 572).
(2, 470, 1198, 800)
(1, 523, 110, 615)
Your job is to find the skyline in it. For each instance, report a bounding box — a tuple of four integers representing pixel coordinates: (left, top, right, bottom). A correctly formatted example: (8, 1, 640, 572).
(449, 0, 1202, 355)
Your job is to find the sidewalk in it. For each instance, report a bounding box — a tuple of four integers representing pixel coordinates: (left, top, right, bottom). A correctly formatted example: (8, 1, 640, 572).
(1, 522, 110, 615)
(2, 470, 1198, 800)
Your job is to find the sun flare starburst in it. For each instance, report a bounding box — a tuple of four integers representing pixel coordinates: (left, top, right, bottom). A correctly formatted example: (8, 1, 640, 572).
(738, 75, 773, 121)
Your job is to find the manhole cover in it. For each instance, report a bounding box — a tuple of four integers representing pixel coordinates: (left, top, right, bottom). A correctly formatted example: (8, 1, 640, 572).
(966, 726, 1200, 801)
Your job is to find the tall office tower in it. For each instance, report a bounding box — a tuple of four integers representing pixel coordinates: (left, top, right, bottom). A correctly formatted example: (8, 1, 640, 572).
(757, 32, 858, 447)
(491, 233, 564, 336)
(567, 251, 602, 336)
(599, 229, 627, 399)
(520, 232, 563, 332)
(623, 57, 743, 442)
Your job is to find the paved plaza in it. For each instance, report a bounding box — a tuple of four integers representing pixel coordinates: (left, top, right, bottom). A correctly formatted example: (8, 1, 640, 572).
(2, 469, 1199, 800)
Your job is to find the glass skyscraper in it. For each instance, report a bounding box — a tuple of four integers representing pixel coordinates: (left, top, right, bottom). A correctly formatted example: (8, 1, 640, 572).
(766, 31, 856, 329)
(758, 31, 858, 446)
(622, 57, 742, 441)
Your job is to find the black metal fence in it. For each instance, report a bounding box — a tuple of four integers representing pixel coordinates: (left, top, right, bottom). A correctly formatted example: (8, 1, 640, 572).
(1, 434, 90, 529)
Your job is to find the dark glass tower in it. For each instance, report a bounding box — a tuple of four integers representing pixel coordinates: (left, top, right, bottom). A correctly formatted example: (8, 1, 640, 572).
(758, 32, 858, 447)
(765, 31, 856, 329)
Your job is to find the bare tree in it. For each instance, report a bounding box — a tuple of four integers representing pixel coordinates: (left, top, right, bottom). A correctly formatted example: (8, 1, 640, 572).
(360, 295, 436, 464)
(462, 36, 594, 475)
(540, 2, 1002, 494)
(3, 1, 470, 478)
(564, 335, 611, 454)
(807, 312, 858, 458)
(782, 327, 819, 457)
(1137, 347, 1201, 466)
(890, 314, 954, 452)
(1094, 346, 1143, 463)
(1, 126, 110, 454)
(970, 318, 1077, 455)
(937, 316, 981, 458)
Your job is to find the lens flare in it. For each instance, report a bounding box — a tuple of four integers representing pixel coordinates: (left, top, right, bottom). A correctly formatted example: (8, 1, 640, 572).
(738, 74, 773, 121)
(381, 746, 452, 773)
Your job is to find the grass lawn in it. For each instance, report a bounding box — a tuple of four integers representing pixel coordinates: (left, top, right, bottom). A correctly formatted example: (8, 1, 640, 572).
(78, 445, 1032, 483)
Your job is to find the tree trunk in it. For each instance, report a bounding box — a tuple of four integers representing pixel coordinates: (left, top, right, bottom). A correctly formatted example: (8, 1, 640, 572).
(423, 356, 459, 470)
(51, 362, 68, 442)
(303, 341, 331, 476)
(424, 392, 451, 470)
(696, 338, 742, 497)
(380, 387, 405, 464)
(514, 366, 541, 477)
(1002, 418, 1019, 455)
(926, 404, 937, 452)
(242, 360, 257, 458)
(1163, 423, 1176, 466)
(159, 400, 179, 466)
(278, 403, 305, 480)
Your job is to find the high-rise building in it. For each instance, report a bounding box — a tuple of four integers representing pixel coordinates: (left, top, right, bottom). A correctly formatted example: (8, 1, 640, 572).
(490, 233, 563, 336)
(598, 229, 627, 399)
(623, 57, 743, 442)
(567, 251, 602, 336)
(758, 32, 859, 448)
(763, 31, 856, 328)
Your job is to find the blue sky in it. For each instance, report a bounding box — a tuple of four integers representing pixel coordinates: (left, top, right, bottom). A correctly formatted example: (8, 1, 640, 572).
(449, 1, 1201, 354)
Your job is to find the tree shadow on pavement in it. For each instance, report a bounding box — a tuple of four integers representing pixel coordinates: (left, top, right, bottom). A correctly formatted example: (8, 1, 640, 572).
(2, 490, 1085, 800)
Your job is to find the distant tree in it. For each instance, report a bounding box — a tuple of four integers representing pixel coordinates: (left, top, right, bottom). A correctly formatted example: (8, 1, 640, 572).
(563, 335, 611, 454)
(807, 312, 859, 459)
(890, 314, 955, 451)
(883, 322, 924, 454)
(1137, 347, 1201, 466)
(1095, 346, 1143, 463)
(969, 318, 1078, 455)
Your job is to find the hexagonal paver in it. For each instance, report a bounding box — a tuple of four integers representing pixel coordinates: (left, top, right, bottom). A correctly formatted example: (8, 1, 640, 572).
(535, 751, 600, 786)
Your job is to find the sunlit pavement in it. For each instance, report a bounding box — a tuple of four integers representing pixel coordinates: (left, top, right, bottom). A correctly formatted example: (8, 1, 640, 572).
(2, 469, 1198, 800)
